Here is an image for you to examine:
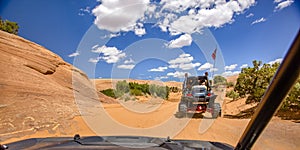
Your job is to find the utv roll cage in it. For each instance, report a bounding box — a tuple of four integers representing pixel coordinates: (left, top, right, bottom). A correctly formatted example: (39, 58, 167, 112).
(183, 76, 210, 92)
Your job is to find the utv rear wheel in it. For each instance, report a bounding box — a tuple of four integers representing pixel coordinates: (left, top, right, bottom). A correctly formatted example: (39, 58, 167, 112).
(212, 110, 219, 118)
(211, 103, 221, 119)
(175, 111, 185, 118)
(176, 103, 187, 118)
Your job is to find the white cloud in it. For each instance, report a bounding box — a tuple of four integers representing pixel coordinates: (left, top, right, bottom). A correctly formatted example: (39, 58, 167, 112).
(268, 58, 283, 65)
(274, 0, 283, 3)
(246, 13, 254, 18)
(80, 6, 91, 13)
(222, 71, 240, 77)
(167, 71, 190, 78)
(92, 0, 149, 33)
(210, 68, 218, 72)
(68, 52, 79, 57)
(92, 0, 255, 35)
(148, 66, 168, 72)
(92, 44, 99, 49)
(169, 28, 183, 36)
(274, 0, 294, 11)
(165, 0, 255, 34)
(225, 64, 238, 71)
(167, 34, 192, 48)
(88, 57, 100, 64)
(168, 53, 200, 70)
(160, 0, 198, 12)
(179, 62, 201, 70)
(124, 58, 135, 64)
(117, 64, 135, 69)
(117, 58, 135, 69)
(251, 17, 266, 25)
(146, 4, 156, 16)
(168, 53, 193, 64)
(134, 28, 146, 36)
(198, 62, 213, 71)
(159, 24, 168, 32)
(91, 45, 126, 64)
(240, 64, 248, 69)
(101, 33, 121, 39)
(79, 6, 91, 16)
(154, 76, 168, 80)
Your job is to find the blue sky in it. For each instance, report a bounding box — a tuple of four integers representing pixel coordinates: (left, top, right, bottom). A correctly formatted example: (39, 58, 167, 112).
(1, 0, 299, 81)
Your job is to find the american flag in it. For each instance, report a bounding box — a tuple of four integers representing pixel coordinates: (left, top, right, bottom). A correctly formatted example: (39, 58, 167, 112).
(211, 48, 217, 60)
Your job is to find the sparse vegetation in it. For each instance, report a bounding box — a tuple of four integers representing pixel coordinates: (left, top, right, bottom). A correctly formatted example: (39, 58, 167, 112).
(130, 88, 143, 96)
(129, 82, 150, 95)
(235, 60, 280, 103)
(233, 60, 300, 119)
(116, 80, 130, 94)
(280, 78, 300, 111)
(149, 84, 169, 100)
(100, 89, 117, 98)
(0, 17, 19, 35)
(214, 75, 227, 85)
(226, 90, 239, 100)
(226, 82, 235, 88)
(100, 80, 177, 100)
(169, 86, 180, 93)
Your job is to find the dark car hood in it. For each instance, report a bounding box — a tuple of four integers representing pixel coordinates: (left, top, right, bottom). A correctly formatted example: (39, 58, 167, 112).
(2, 135, 233, 150)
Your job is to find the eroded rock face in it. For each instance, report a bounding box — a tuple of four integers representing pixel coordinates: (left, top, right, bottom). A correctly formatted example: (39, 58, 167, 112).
(0, 31, 105, 140)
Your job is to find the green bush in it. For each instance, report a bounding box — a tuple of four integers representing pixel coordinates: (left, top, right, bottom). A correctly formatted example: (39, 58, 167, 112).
(116, 80, 130, 94)
(234, 60, 300, 111)
(226, 82, 234, 88)
(214, 76, 227, 85)
(0, 17, 19, 35)
(100, 89, 117, 98)
(149, 84, 169, 100)
(124, 95, 131, 101)
(169, 86, 180, 93)
(129, 82, 150, 95)
(226, 90, 239, 100)
(109, 80, 170, 100)
(130, 88, 143, 96)
(281, 79, 300, 110)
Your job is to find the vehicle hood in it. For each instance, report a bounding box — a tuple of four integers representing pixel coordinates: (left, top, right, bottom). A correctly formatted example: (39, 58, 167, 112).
(3, 135, 233, 150)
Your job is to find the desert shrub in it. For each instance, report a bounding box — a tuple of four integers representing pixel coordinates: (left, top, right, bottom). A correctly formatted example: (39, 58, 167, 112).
(116, 80, 130, 94)
(214, 76, 227, 85)
(130, 88, 143, 96)
(280, 79, 300, 111)
(169, 86, 180, 93)
(124, 95, 131, 101)
(234, 60, 300, 112)
(128, 82, 150, 95)
(226, 90, 239, 100)
(0, 17, 19, 35)
(100, 89, 117, 98)
(227, 82, 234, 88)
(149, 84, 169, 100)
(113, 80, 170, 100)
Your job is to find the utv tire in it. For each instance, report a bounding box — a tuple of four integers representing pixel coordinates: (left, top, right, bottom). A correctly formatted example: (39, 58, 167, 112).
(175, 111, 185, 118)
(176, 103, 187, 118)
(211, 103, 221, 119)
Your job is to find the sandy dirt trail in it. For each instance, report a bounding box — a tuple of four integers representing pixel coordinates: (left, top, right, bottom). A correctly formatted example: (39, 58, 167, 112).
(100, 101, 300, 150)
(2, 100, 299, 150)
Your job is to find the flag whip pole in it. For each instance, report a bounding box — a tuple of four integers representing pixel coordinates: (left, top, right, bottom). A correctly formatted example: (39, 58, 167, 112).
(211, 47, 217, 85)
